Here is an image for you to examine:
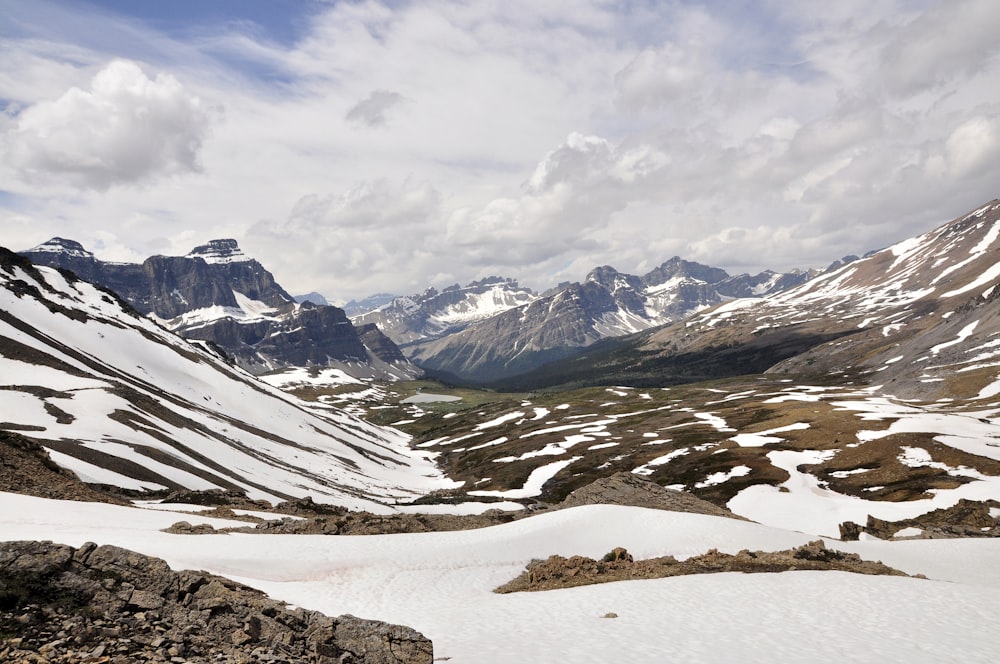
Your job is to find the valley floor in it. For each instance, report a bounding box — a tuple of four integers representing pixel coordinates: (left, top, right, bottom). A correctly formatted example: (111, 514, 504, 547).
(2, 491, 998, 663)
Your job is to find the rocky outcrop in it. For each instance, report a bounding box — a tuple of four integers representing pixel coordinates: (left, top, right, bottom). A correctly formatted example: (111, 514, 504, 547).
(182, 303, 370, 371)
(495, 540, 912, 593)
(143, 252, 293, 319)
(355, 323, 410, 365)
(0, 540, 433, 663)
(838, 499, 1000, 540)
(0, 431, 124, 504)
(558, 472, 746, 520)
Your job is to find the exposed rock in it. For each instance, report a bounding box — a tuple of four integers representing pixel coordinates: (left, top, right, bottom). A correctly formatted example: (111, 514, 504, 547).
(838, 499, 1000, 540)
(0, 540, 433, 663)
(0, 430, 124, 504)
(495, 540, 913, 593)
(559, 472, 746, 520)
(162, 475, 745, 538)
(161, 488, 273, 510)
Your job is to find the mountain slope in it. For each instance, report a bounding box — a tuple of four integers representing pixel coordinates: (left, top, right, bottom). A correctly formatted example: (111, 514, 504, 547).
(502, 199, 1000, 397)
(0, 247, 453, 509)
(22, 238, 419, 380)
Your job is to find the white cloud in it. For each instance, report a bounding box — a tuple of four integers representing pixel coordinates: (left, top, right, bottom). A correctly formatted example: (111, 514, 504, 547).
(1, 1, 999, 302)
(3, 59, 209, 190)
(247, 179, 444, 294)
(879, 0, 1000, 94)
(944, 115, 1000, 178)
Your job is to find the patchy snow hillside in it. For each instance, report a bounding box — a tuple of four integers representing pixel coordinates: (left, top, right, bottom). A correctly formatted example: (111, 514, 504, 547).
(661, 199, 1000, 399)
(2, 492, 998, 663)
(0, 248, 455, 509)
(389, 380, 1000, 538)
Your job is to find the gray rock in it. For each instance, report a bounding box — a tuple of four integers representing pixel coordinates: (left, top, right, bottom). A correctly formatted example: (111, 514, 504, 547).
(0, 540, 433, 663)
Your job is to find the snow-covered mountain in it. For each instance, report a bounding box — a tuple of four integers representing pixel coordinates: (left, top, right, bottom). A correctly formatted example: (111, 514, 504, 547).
(504, 199, 1000, 398)
(21, 238, 419, 381)
(343, 292, 398, 317)
(0, 247, 452, 508)
(400, 260, 810, 383)
(351, 277, 538, 345)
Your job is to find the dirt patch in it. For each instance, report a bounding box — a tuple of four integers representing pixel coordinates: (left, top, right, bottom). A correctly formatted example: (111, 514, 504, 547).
(495, 540, 914, 593)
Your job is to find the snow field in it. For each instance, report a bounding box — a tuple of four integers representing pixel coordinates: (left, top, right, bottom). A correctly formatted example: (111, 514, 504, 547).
(1, 493, 998, 663)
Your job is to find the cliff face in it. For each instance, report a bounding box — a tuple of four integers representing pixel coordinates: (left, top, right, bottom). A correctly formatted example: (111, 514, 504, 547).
(183, 304, 370, 371)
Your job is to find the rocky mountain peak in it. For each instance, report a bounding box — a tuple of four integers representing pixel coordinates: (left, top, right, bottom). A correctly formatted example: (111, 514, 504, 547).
(585, 265, 620, 285)
(25, 237, 95, 260)
(186, 238, 251, 265)
(468, 275, 517, 288)
(642, 257, 729, 287)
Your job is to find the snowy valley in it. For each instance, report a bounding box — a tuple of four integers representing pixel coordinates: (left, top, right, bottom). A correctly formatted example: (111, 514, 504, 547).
(3, 200, 1000, 662)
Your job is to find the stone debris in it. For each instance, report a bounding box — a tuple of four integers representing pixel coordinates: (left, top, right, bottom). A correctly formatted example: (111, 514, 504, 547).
(495, 539, 913, 593)
(0, 540, 433, 664)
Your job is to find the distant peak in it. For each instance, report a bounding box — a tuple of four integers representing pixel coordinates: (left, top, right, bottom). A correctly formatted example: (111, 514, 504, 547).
(186, 239, 251, 264)
(25, 237, 94, 260)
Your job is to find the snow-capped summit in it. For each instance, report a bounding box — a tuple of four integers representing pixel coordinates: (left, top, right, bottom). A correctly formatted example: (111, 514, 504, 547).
(25, 237, 95, 260)
(351, 276, 538, 345)
(186, 238, 251, 264)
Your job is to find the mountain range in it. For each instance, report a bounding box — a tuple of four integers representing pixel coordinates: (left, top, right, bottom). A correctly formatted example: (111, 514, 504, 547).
(3, 198, 1000, 662)
(502, 199, 1000, 396)
(353, 259, 813, 382)
(0, 246, 452, 508)
(21, 238, 420, 381)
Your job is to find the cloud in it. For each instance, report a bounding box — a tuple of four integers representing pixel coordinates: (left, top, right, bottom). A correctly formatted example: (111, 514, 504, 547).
(2, 1, 1000, 302)
(879, 0, 1000, 95)
(345, 89, 405, 127)
(943, 115, 1000, 178)
(247, 179, 443, 294)
(3, 59, 210, 190)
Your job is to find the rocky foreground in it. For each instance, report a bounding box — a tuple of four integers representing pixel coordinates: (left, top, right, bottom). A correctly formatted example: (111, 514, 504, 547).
(0, 541, 432, 664)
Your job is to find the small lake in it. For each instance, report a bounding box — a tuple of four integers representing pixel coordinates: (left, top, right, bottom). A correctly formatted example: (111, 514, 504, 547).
(401, 393, 462, 404)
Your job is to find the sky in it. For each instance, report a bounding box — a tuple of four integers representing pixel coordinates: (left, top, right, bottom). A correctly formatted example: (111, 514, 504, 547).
(1, 0, 999, 302)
